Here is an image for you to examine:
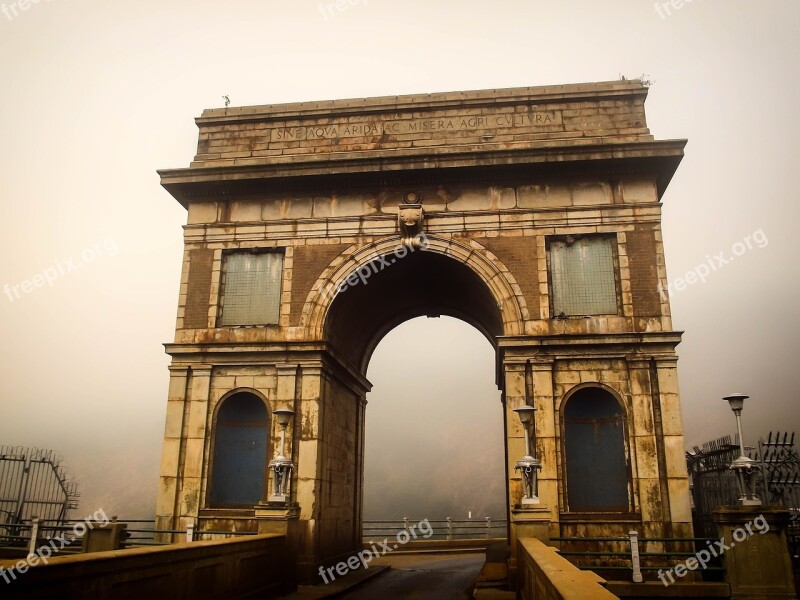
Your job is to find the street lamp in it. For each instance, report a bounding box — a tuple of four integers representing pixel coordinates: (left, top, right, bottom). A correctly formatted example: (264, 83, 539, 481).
(513, 405, 542, 505)
(723, 394, 761, 507)
(268, 408, 295, 503)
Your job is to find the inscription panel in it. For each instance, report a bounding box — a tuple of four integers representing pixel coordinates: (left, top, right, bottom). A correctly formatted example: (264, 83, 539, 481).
(270, 109, 563, 142)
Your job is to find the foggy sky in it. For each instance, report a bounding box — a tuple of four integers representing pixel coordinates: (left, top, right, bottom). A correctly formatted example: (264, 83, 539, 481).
(1, 0, 798, 519)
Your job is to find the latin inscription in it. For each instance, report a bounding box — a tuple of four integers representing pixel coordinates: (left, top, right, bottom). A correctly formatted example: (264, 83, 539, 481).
(270, 109, 563, 141)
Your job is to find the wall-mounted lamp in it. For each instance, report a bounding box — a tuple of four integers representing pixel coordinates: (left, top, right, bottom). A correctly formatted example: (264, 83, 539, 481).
(513, 405, 542, 505)
(268, 408, 295, 503)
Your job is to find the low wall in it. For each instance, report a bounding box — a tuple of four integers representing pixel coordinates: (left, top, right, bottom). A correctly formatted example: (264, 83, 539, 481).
(0, 534, 294, 599)
(517, 537, 619, 600)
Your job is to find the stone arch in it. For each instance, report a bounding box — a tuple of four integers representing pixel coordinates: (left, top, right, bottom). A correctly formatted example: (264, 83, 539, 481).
(212, 387, 272, 419)
(301, 235, 528, 369)
(558, 382, 628, 414)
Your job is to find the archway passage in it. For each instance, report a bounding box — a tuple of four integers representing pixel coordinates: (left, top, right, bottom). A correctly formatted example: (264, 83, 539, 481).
(324, 247, 505, 373)
(209, 392, 270, 508)
(362, 316, 505, 522)
(320, 247, 508, 550)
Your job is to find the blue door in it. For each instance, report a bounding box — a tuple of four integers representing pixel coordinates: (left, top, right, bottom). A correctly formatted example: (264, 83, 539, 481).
(564, 388, 629, 511)
(209, 393, 269, 507)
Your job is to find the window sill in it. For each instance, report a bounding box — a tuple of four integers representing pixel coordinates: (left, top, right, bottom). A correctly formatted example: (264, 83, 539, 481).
(199, 507, 257, 518)
(559, 512, 641, 522)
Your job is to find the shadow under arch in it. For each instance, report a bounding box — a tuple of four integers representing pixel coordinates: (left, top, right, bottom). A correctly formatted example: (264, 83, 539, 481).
(308, 236, 526, 373)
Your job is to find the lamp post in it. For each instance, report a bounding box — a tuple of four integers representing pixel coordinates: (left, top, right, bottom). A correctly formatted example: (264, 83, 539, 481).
(513, 405, 542, 505)
(268, 408, 295, 503)
(723, 393, 761, 507)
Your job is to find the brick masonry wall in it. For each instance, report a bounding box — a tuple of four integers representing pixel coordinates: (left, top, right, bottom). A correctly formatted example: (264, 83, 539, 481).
(626, 230, 662, 318)
(184, 248, 215, 329)
(480, 236, 540, 319)
(290, 244, 349, 326)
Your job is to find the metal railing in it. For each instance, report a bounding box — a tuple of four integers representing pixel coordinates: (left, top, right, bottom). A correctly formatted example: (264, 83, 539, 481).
(552, 532, 723, 580)
(362, 517, 507, 542)
(0, 517, 258, 555)
(0, 518, 88, 556)
(121, 520, 258, 547)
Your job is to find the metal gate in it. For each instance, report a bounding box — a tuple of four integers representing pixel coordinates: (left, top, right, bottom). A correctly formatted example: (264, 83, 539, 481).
(687, 432, 800, 566)
(0, 446, 80, 545)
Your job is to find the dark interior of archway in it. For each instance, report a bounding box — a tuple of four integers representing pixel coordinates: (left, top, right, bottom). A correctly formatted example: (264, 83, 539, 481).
(325, 250, 504, 372)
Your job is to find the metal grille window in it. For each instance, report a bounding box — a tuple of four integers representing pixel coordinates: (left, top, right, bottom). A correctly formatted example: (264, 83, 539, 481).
(548, 236, 618, 316)
(218, 252, 283, 326)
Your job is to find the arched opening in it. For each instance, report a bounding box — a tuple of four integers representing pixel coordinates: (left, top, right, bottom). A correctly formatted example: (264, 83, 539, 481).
(323, 245, 506, 373)
(363, 316, 505, 522)
(562, 387, 630, 512)
(208, 391, 270, 508)
(321, 246, 511, 540)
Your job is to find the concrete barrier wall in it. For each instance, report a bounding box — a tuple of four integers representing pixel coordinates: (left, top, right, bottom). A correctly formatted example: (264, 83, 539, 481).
(517, 537, 619, 600)
(1, 534, 294, 600)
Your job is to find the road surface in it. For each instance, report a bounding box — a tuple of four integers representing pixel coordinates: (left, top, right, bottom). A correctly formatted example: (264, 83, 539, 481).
(338, 553, 484, 599)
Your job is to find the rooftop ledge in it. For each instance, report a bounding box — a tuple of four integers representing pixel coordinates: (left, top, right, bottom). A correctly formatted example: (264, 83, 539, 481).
(196, 80, 649, 123)
(159, 81, 685, 207)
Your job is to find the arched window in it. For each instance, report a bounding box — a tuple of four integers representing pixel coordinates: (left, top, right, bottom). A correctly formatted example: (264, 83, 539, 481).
(209, 392, 269, 508)
(563, 387, 629, 512)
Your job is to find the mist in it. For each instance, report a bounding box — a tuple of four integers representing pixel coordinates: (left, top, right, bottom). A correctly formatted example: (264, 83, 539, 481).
(1, 0, 798, 519)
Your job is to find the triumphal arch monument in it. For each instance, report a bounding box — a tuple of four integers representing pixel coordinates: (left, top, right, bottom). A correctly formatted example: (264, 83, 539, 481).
(155, 80, 692, 579)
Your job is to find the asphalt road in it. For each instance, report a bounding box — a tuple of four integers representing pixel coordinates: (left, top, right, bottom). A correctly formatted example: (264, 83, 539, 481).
(338, 553, 484, 600)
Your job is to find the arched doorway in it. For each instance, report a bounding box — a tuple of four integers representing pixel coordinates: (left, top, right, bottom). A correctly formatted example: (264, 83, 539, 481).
(562, 386, 630, 512)
(208, 391, 270, 507)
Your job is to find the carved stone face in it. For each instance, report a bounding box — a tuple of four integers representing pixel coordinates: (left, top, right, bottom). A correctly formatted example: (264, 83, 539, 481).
(400, 208, 422, 227)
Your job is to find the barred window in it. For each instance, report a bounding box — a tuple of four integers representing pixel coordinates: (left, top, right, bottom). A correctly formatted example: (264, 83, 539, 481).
(218, 252, 283, 326)
(547, 236, 619, 316)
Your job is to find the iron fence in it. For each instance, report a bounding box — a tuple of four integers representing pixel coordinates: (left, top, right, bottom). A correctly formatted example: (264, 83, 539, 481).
(687, 431, 800, 570)
(362, 517, 507, 543)
(0, 446, 80, 549)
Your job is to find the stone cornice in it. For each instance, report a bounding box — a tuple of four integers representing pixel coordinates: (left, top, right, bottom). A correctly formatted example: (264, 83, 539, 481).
(498, 331, 683, 356)
(159, 140, 686, 207)
(163, 341, 371, 394)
